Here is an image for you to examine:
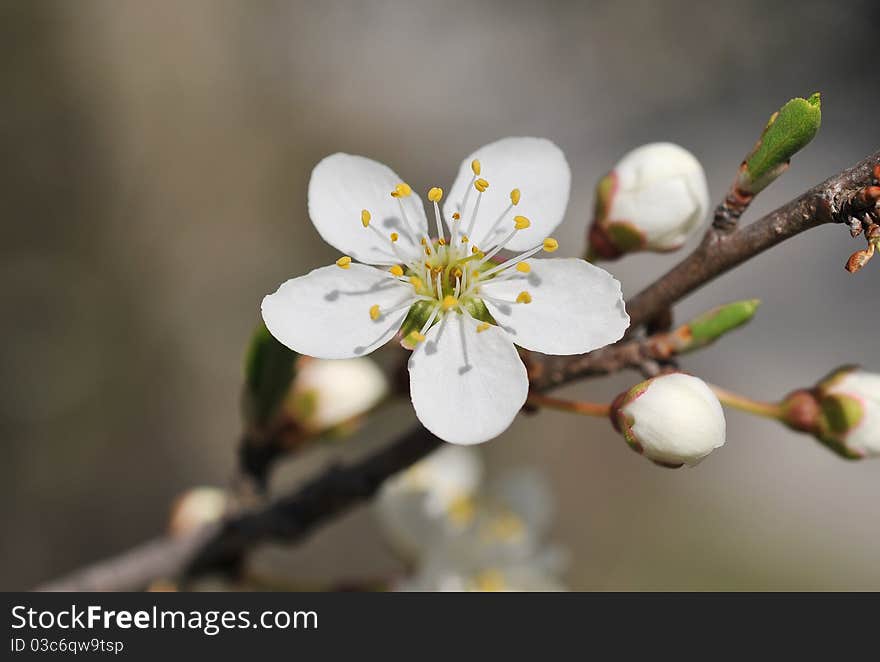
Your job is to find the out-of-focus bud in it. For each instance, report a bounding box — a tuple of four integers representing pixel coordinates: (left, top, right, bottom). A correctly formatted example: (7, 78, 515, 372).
(587, 142, 710, 259)
(168, 487, 228, 537)
(285, 356, 388, 435)
(611, 373, 726, 468)
(781, 366, 880, 458)
(242, 322, 297, 430)
(737, 93, 821, 196)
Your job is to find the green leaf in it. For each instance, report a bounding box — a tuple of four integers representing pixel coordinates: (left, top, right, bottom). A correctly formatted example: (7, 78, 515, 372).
(741, 93, 821, 194)
(242, 321, 298, 428)
(679, 299, 761, 353)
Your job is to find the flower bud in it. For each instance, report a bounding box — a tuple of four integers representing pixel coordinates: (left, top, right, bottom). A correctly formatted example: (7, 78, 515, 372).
(738, 93, 821, 195)
(588, 143, 710, 259)
(285, 356, 388, 434)
(168, 487, 228, 536)
(611, 373, 726, 468)
(786, 366, 880, 459)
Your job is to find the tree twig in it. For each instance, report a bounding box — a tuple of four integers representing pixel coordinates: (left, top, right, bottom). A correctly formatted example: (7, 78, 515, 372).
(35, 148, 880, 592)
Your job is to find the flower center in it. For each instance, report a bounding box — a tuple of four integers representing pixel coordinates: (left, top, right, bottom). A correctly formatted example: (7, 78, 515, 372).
(346, 160, 560, 347)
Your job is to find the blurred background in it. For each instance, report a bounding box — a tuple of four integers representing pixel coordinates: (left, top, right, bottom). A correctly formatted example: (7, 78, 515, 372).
(3, 0, 879, 590)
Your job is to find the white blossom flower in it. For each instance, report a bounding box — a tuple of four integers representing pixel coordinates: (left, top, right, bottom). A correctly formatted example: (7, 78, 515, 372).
(262, 137, 629, 444)
(397, 548, 567, 592)
(612, 373, 726, 467)
(375, 445, 484, 560)
(286, 356, 388, 434)
(815, 367, 880, 458)
(376, 447, 567, 591)
(588, 142, 710, 258)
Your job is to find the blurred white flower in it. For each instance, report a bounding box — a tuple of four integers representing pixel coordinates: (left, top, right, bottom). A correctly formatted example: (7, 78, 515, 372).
(397, 548, 567, 592)
(286, 356, 388, 434)
(262, 137, 628, 445)
(168, 486, 228, 536)
(613, 373, 726, 467)
(376, 447, 567, 591)
(815, 367, 880, 458)
(375, 445, 484, 560)
(588, 142, 709, 258)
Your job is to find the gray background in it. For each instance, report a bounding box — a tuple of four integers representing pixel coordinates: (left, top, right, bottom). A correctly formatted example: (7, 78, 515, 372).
(2, 0, 879, 590)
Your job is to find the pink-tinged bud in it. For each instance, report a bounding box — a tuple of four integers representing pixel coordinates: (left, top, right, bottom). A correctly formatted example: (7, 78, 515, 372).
(611, 373, 726, 468)
(812, 366, 880, 459)
(780, 389, 821, 433)
(588, 143, 710, 260)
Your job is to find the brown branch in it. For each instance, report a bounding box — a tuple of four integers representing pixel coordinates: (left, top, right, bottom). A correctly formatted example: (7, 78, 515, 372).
(35, 149, 880, 592)
(623, 150, 880, 329)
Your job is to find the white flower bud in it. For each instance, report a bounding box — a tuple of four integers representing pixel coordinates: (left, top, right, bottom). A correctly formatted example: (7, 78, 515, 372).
(816, 367, 880, 458)
(589, 142, 710, 258)
(286, 356, 388, 433)
(168, 487, 228, 536)
(613, 373, 726, 467)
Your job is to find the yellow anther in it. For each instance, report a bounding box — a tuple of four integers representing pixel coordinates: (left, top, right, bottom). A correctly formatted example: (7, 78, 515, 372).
(471, 246, 481, 255)
(361, 209, 371, 228)
(441, 295, 459, 311)
(389, 265, 404, 277)
(476, 322, 491, 333)
(407, 330, 426, 344)
(447, 496, 476, 525)
(409, 276, 423, 289)
(472, 569, 506, 592)
(452, 267, 463, 279)
(471, 270, 480, 279)
(391, 182, 413, 198)
(424, 246, 432, 256)
(543, 237, 559, 252)
(461, 235, 469, 243)
(510, 188, 521, 205)
(390, 232, 399, 242)
(369, 304, 381, 320)
(516, 291, 532, 304)
(474, 178, 489, 193)
(428, 187, 443, 202)
(438, 238, 446, 246)
(471, 159, 481, 176)
(452, 212, 461, 220)
(514, 215, 531, 230)
(516, 262, 531, 274)
(485, 513, 525, 541)
(335, 256, 352, 269)
(420, 237, 427, 246)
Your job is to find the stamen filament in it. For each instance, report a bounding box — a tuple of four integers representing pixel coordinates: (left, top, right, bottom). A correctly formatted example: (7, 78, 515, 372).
(465, 190, 484, 239)
(367, 222, 416, 265)
(419, 303, 441, 335)
(479, 202, 513, 248)
(478, 228, 517, 266)
(458, 174, 477, 220)
(480, 243, 545, 278)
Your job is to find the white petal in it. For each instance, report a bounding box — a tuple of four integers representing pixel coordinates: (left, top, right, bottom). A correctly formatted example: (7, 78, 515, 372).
(309, 153, 428, 264)
(444, 137, 570, 252)
(262, 263, 413, 359)
(408, 313, 528, 445)
(479, 258, 629, 355)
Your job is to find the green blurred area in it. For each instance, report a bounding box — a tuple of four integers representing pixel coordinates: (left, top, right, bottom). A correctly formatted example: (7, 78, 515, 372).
(2, 0, 879, 590)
